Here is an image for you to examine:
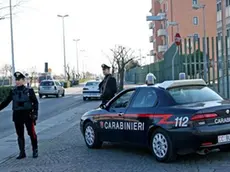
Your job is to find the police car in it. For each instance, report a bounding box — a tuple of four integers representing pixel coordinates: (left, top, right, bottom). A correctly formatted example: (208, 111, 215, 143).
(80, 79, 230, 162)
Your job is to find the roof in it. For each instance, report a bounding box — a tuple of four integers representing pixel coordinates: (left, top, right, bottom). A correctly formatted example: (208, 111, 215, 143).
(153, 79, 206, 90)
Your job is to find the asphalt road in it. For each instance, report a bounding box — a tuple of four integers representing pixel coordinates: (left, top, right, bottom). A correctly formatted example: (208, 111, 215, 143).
(0, 85, 85, 139)
(1, 100, 230, 172)
(1, 86, 230, 171)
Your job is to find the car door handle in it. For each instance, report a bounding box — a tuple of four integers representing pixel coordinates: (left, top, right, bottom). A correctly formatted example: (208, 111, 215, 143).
(118, 113, 124, 116)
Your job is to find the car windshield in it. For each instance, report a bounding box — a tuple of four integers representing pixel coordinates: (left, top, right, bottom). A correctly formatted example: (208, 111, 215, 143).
(168, 86, 223, 104)
(86, 82, 99, 86)
(40, 81, 54, 86)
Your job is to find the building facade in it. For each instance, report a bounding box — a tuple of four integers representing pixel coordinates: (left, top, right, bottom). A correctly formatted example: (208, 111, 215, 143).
(149, 0, 217, 62)
(216, 0, 230, 60)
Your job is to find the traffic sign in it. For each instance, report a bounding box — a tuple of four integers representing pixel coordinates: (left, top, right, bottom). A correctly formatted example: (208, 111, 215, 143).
(175, 33, 181, 46)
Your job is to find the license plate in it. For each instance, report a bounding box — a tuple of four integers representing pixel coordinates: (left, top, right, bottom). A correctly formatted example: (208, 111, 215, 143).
(218, 134, 230, 143)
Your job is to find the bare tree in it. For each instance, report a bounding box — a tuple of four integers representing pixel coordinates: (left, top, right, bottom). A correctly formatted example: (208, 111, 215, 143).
(66, 64, 71, 81)
(0, 64, 12, 85)
(0, 0, 28, 19)
(71, 67, 76, 80)
(28, 66, 37, 86)
(110, 46, 136, 91)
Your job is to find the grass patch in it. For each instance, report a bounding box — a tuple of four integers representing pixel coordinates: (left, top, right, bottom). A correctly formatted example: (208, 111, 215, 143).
(79, 78, 90, 83)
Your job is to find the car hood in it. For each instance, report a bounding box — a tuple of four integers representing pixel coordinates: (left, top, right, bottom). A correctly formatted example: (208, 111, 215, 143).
(82, 108, 105, 118)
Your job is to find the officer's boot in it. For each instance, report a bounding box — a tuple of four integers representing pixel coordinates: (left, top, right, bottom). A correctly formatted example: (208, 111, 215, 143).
(31, 136, 38, 158)
(16, 138, 26, 159)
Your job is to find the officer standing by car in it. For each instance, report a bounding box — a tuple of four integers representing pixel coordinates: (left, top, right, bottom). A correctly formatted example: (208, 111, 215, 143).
(99, 64, 117, 105)
(0, 71, 39, 159)
(145, 73, 156, 86)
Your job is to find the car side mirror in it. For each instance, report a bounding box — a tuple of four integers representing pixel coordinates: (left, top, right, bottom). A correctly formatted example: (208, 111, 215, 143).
(61, 83, 64, 87)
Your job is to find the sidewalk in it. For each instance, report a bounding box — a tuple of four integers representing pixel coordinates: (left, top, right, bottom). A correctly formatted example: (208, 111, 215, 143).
(0, 100, 100, 167)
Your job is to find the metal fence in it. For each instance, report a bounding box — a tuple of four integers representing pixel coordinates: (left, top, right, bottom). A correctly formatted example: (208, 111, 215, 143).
(125, 36, 230, 99)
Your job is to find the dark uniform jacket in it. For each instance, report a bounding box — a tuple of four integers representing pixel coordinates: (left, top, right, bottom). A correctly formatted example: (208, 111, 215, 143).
(0, 85, 38, 122)
(99, 74, 117, 102)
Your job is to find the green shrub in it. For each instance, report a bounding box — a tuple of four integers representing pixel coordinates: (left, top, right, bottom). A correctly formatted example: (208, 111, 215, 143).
(0, 86, 12, 102)
(79, 78, 90, 83)
(63, 81, 70, 88)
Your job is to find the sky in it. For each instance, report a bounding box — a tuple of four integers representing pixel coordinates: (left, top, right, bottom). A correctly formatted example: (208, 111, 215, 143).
(0, 0, 152, 75)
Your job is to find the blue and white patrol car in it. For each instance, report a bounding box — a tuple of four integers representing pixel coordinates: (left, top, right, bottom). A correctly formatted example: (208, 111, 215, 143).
(80, 79, 230, 162)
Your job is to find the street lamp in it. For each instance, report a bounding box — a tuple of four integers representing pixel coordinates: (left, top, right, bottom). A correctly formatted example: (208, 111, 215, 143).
(57, 14, 69, 80)
(9, 0, 15, 85)
(80, 50, 86, 78)
(192, 3, 207, 81)
(73, 39, 80, 75)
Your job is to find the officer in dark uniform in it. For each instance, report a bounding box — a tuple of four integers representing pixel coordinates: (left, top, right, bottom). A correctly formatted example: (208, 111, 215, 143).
(99, 64, 117, 105)
(0, 71, 39, 159)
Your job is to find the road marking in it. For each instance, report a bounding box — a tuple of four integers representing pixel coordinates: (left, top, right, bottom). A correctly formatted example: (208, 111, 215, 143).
(62, 95, 71, 99)
(74, 95, 81, 99)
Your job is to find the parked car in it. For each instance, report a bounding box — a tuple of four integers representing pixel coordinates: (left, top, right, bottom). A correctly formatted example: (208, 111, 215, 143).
(95, 77, 100, 81)
(83, 80, 101, 101)
(80, 79, 230, 162)
(38, 80, 65, 98)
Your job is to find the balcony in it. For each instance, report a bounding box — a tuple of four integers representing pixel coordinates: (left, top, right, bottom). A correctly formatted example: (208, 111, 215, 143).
(157, 12, 166, 20)
(158, 45, 168, 52)
(157, 29, 167, 37)
(149, 36, 154, 43)
(149, 22, 155, 29)
(150, 50, 156, 56)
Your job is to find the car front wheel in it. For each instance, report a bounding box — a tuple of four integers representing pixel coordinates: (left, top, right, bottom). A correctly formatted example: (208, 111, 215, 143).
(150, 128, 176, 162)
(84, 122, 102, 149)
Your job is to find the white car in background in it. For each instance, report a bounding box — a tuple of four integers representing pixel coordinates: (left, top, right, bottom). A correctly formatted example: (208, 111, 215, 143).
(83, 80, 101, 101)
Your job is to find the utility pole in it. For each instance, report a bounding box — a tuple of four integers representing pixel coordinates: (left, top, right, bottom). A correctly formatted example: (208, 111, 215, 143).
(57, 14, 69, 80)
(10, 0, 15, 85)
(192, 3, 207, 81)
(73, 39, 80, 76)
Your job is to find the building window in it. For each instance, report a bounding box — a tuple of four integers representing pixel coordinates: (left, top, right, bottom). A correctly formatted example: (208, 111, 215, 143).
(193, 17, 198, 25)
(226, 0, 230, 7)
(193, 34, 199, 41)
(217, 2, 221, 11)
(193, 0, 197, 5)
(218, 32, 222, 40)
(164, 2, 168, 12)
(227, 29, 230, 48)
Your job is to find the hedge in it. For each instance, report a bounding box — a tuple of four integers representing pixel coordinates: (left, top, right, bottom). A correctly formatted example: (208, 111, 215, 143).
(0, 86, 12, 102)
(62, 81, 71, 88)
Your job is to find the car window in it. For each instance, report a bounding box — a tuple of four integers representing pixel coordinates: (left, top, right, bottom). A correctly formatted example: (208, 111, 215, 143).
(55, 82, 60, 86)
(168, 86, 223, 104)
(110, 90, 135, 109)
(85, 82, 99, 86)
(40, 81, 54, 86)
(132, 88, 157, 108)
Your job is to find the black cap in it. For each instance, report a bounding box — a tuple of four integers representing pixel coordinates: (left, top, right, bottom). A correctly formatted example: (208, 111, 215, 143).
(14, 71, 25, 80)
(101, 64, 110, 70)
